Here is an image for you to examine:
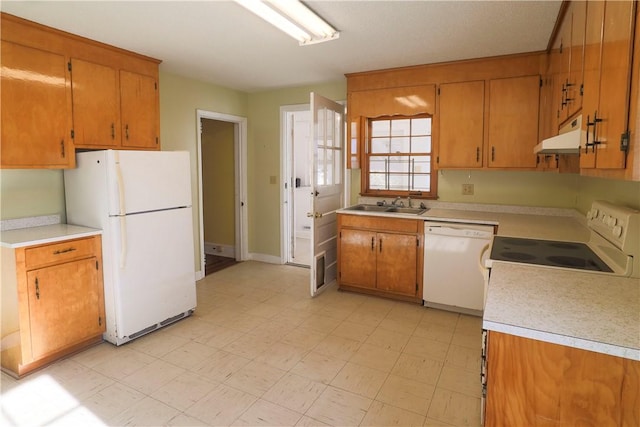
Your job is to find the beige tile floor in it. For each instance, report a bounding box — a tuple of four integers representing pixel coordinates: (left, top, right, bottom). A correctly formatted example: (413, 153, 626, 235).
(1, 261, 482, 426)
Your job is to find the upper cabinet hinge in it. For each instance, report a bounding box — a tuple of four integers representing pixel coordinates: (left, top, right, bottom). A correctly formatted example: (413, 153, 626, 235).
(70, 129, 75, 139)
(436, 156, 439, 164)
(156, 137, 159, 145)
(98, 316, 102, 326)
(620, 131, 630, 152)
(155, 82, 158, 90)
(68, 61, 72, 72)
(539, 77, 543, 87)
(437, 87, 440, 95)
(96, 260, 99, 270)
(580, 84, 584, 96)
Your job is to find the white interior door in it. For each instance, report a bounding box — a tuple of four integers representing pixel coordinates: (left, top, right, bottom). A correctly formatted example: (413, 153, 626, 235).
(309, 92, 345, 297)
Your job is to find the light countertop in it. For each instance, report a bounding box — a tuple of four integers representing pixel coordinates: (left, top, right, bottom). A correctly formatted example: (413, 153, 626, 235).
(483, 262, 640, 360)
(1, 224, 101, 248)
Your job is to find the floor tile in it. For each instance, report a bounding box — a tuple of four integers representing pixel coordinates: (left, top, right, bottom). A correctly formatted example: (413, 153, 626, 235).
(192, 349, 251, 382)
(444, 344, 482, 373)
(412, 322, 455, 344)
(161, 340, 218, 370)
(392, 353, 443, 386)
(224, 360, 286, 396)
(364, 327, 411, 352)
(403, 335, 450, 362)
(232, 398, 302, 426)
(121, 359, 186, 395)
(255, 341, 309, 371)
(376, 374, 435, 416)
(223, 333, 277, 359)
(313, 334, 362, 361)
(185, 383, 257, 426)
(349, 342, 400, 372)
(330, 362, 388, 399)
(90, 347, 156, 381)
(427, 388, 481, 426)
(331, 320, 377, 342)
(290, 351, 347, 384)
(305, 385, 372, 426)
(81, 382, 146, 423)
(295, 415, 331, 426)
(150, 371, 218, 411)
(436, 366, 482, 398)
(197, 324, 246, 349)
(166, 413, 210, 426)
(263, 373, 326, 413)
(451, 331, 482, 350)
(360, 400, 426, 426)
(127, 329, 190, 358)
(110, 396, 181, 426)
(281, 328, 327, 351)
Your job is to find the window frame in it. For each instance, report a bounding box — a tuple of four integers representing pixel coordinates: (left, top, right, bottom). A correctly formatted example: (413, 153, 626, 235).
(361, 114, 437, 199)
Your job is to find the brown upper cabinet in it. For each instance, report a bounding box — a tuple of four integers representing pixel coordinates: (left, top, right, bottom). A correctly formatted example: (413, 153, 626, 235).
(487, 75, 541, 169)
(1, 40, 75, 168)
(580, 0, 636, 171)
(0, 13, 161, 169)
(437, 80, 485, 168)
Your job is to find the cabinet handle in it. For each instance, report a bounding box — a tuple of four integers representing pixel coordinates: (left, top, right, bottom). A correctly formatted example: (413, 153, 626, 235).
(585, 111, 603, 153)
(35, 277, 40, 300)
(476, 147, 480, 163)
(491, 146, 495, 162)
(379, 238, 383, 253)
(125, 124, 129, 140)
(60, 140, 65, 158)
(53, 247, 76, 255)
(111, 123, 115, 140)
(371, 236, 374, 251)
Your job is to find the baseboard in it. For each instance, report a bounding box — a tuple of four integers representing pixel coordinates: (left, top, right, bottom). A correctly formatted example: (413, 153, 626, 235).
(248, 252, 283, 264)
(204, 242, 235, 258)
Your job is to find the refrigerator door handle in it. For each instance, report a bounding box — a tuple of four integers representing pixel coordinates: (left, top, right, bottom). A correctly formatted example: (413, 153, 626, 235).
(114, 151, 127, 268)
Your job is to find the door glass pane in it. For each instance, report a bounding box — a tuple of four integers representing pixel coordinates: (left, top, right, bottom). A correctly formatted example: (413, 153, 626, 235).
(334, 148, 342, 185)
(325, 109, 334, 148)
(326, 148, 334, 185)
(316, 147, 325, 186)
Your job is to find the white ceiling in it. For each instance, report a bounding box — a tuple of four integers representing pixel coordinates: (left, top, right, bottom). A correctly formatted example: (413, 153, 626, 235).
(1, 1, 562, 93)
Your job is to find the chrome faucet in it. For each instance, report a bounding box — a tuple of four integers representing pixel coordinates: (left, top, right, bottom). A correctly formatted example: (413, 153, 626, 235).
(392, 197, 402, 207)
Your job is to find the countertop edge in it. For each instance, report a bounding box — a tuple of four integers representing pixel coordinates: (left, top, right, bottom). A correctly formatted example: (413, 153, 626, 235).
(482, 320, 640, 361)
(1, 225, 102, 248)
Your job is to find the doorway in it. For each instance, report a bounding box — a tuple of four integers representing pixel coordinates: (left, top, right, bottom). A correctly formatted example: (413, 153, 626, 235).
(281, 105, 312, 267)
(196, 110, 248, 280)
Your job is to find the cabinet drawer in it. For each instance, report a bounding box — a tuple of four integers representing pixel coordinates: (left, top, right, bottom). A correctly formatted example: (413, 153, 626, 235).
(24, 237, 96, 270)
(339, 214, 418, 233)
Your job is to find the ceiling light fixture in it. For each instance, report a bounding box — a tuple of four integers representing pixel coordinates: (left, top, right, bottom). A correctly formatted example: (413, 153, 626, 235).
(234, 0, 339, 46)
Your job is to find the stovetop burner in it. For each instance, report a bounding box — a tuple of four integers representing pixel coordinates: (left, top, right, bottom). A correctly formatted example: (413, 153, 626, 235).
(491, 236, 613, 273)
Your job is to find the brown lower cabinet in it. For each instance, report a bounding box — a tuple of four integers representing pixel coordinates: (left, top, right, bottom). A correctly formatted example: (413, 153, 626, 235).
(1, 235, 106, 377)
(337, 213, 423, 303)
(484, 331, 640, 426)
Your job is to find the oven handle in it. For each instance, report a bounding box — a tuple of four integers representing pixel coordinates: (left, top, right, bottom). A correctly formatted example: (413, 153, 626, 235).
(478, 242, 491, 273)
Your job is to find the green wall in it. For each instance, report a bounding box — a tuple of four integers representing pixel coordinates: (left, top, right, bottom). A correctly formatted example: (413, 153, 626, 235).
(158, 71, 248, 270)
(246, 82, 347, 257)
(202, 119, 235, 246)
(0, 169, 66, 221)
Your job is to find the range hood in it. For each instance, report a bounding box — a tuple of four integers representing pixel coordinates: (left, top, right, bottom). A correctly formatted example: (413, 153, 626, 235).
(534, 115, 582, 154)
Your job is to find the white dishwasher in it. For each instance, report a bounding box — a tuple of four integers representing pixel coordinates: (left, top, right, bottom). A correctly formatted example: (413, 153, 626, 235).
(423, 221, 494, 315)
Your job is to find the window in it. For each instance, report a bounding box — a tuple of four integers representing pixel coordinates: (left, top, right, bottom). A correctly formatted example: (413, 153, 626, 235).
(363, 115, 435, 198)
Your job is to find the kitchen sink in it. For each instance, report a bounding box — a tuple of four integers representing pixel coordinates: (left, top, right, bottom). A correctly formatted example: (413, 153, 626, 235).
(343, 204, 428, 215)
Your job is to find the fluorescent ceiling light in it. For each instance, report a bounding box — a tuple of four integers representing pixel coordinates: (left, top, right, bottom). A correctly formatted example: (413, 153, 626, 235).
(234, 0, 339, 45)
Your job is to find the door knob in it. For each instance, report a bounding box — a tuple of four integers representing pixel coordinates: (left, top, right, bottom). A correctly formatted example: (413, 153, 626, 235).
(307, 212, 322, 218)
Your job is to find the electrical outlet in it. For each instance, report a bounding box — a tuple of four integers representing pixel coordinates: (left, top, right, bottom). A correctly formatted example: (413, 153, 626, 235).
(462, 184, 474, 195)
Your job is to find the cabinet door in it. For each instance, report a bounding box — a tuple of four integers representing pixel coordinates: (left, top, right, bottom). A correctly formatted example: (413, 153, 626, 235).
(566, 1, 586, 119)
(339, 228, 377, 289)
(488, 75, 540, 168)
(594, 0, 635, 170)
(376, 232, 417, 296)
(120, 70, 159, 149)
(556, 9, 573, 124)
(0, 41, 73, 168)
(27, 258, 104, 360)
(438, 81, 484, 168)
(71, 58, 120, 148)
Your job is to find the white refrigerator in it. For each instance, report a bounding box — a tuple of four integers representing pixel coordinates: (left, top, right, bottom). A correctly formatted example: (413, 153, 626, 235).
(64, 150, 196, 345)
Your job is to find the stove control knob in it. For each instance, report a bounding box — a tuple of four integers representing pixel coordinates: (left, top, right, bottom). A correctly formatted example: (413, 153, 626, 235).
(592, 209, 599, 219)
(607, 217, 617, 227)
(613, 225, 623, 238)
(602, 214, 609, 223)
